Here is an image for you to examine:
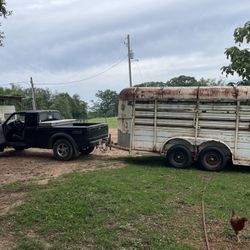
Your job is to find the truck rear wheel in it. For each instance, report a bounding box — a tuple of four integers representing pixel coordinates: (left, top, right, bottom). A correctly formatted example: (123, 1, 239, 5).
(166, 144, 192, 168)
(53, 139, 74, 161)
(198, 146, 227, 171)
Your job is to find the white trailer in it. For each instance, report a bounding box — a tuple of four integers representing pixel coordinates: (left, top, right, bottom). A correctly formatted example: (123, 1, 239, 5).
(117, 86, 250, 171)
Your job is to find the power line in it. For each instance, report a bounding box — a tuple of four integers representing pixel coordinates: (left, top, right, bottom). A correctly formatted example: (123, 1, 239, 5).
(1, 81, 29, 87)
(35, 57, 126, 86)
(0, 56, 126, 88)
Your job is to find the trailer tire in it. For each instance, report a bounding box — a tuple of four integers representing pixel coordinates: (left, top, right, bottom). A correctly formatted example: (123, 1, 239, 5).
(198, 146, 227, 171)
(81, 146, 95, 155)
(53, 139, 74, 161)
(166, 144, 192, 169)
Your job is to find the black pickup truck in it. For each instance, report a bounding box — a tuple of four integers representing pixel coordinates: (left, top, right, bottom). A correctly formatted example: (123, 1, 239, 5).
(0, 110, 108, 160)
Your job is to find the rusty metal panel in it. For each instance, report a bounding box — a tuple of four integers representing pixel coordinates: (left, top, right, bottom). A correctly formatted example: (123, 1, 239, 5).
(135, 111, 154, 117)
(199, 120, 236, 129)
(158, 103, 196, 111)
(156, 119, 194, 127)
(199, 112, 236, 121)
(199, 104, 237, 112)
(240, 114, 250, 121)
(240, 105, 250, 112)
(198, 129, 235, 145)
(119, 86, 250, 102)
(157, 111, 194, 119)
(156, 127, 195, 137)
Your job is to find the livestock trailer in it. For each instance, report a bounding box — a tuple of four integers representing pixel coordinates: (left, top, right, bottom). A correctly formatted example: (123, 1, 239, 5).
(117, 86, 250, 171)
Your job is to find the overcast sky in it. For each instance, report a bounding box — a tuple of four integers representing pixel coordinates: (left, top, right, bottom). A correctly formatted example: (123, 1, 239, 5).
(0, 0, 249, 102)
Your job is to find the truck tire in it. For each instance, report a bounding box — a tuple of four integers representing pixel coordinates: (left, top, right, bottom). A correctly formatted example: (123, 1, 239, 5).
(198, 146, 227, 171)
(166, 144, 192, 168)
(53, 139, 74, 161)
(81, 146, 95, 155)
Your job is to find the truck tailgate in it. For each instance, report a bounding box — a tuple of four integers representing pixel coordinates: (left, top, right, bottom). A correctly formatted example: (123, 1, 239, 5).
(87, 124, 108, 141)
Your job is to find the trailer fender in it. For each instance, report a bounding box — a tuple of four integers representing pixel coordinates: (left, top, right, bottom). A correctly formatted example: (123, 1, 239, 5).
(161, 137, 194, 154)
(161, 137, 232, 158)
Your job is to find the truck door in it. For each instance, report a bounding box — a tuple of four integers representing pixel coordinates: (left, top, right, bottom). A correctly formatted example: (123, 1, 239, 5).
(23, 113, 39, 147)
(3, 113, 26, 143)
(0, 125, 6, 145)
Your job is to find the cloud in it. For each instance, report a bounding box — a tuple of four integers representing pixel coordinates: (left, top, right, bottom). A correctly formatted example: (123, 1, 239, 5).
(0, 0, 249, 101)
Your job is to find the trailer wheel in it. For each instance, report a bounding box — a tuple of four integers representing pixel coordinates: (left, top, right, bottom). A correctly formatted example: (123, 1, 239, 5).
(53, 139, 74, 161)
(81, 146, 95, 155)
(166, 144, 192, 168)
(198, 146, 227, 171)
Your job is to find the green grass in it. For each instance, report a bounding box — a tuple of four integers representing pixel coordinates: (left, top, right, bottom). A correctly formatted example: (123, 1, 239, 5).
(86, 117, 118, 128)
(1, 157, 250, 249)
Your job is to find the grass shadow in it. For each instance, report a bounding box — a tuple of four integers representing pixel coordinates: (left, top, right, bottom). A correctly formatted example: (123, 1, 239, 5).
(111, 155, 250, 174)
(112, 155, 167, 168)
(225, 164, 250, 173)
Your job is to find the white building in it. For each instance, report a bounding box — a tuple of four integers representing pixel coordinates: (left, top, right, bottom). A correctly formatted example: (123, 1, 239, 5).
(0, 95, 22, 123)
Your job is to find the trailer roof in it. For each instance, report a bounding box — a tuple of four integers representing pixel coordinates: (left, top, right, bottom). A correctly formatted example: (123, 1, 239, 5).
(119, 86, 250, 101)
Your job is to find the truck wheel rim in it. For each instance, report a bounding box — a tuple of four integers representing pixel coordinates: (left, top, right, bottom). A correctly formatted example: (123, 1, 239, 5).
(57, 143, 69, 157)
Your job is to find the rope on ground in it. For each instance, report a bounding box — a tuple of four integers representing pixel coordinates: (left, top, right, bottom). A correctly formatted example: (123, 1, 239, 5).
(201, 177, 211, 250)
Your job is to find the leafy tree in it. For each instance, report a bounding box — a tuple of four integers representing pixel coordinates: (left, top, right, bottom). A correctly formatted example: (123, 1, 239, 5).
(133, 76, 225, 88)
(134, 81, 166, 87)
(70, 94, 87, 120)
(237, 80, 250, 86)
(91, 89, 118, 118)
(0, 0, 12, 46)
(197, 78, 225, 86)
(0, 84, 88, 119)
(35, 88, 53, 110)
(221, 21, 250, 83)
(50, 93, 73, 119)
(167, 75, 198, 86)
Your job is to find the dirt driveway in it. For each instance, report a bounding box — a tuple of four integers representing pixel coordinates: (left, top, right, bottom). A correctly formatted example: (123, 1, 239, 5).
(0, 129, 129, 249)
(0, 128, 127, 186)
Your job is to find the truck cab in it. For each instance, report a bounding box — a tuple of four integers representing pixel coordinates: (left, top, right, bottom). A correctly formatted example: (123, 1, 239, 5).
(0, 111, 61, 149)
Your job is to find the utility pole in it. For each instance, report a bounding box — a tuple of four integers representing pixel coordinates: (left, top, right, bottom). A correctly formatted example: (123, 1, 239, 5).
(127, 34, 133, 87)
(30, 77, 36, 110)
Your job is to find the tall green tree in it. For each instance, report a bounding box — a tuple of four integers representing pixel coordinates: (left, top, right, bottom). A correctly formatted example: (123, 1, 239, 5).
(70, 94, 87, 120)
(50, 93, 73, 119)
(35, 88, 53, 110)
(91, 89, 118, 117)
(221, 21, 250, 83)
(0, 0, 12, 46)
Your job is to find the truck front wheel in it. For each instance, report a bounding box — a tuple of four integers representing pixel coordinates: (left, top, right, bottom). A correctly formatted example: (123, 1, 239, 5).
(53, 139, 74, 161)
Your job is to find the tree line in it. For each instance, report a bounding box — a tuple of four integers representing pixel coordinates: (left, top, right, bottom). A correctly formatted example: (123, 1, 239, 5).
(0, 75, 241, 120)
(0, 84, 88, 119)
